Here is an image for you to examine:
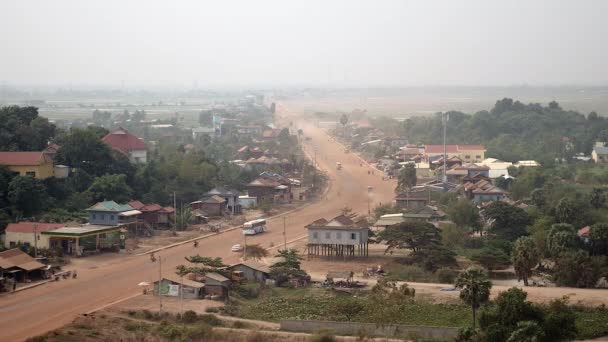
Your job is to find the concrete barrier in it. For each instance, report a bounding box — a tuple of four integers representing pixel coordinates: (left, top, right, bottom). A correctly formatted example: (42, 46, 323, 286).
(280, 319, 458, 340)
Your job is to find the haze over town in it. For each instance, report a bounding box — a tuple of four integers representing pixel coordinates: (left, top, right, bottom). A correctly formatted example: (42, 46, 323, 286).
(2, 2, 608, 342)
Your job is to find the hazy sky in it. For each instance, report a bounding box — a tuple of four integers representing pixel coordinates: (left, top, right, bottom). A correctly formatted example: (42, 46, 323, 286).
(1, 0, 607, 87)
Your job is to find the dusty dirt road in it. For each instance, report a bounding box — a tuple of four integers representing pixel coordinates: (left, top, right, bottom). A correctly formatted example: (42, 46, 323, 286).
(0, 103, 398, 341)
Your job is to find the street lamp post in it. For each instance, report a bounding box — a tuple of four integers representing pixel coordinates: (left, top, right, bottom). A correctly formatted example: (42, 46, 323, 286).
(283, 216, 287, 250)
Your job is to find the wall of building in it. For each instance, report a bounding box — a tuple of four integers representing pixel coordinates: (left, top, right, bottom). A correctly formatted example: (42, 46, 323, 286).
(308, 228, 368, 245)
(89, 211, 120, 226)
(129, 150, 147, 164)
(280, 320, 458, 340)
(7, 163, 54, 179)
(230, 265, 268, 282)
(4, 231, 50, 249)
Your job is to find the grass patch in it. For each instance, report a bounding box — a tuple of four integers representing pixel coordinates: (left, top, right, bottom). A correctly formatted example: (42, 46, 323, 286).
(574, 306, 608, 339)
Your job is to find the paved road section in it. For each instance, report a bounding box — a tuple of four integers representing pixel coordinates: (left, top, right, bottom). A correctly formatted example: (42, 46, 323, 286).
(0, 104, 398, 341)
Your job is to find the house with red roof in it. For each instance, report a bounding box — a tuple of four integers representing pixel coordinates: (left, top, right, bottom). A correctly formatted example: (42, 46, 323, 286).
(4, 222, 66, 249)
(0, 151, 55, 179)
(127, 200, 174, 227)
(102, 127, 147, 163)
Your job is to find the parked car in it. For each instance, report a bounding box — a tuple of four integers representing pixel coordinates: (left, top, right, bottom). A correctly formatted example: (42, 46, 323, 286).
(231, 244, 243, 252)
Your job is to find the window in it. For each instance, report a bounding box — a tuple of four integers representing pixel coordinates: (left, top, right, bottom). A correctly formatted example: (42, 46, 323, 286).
(337, 232, 342, 239)
(92, 214, 96, 219)
(99, 233, 106, 239)
(313, 232, 318, 238)
(351, 233, 357, 240)
(9, 242, 16, 248)
(25, 171, 36, 177)
(101, 214, 105, 220)
(476, 155, 481, 159)
(465, 155, 471, 159)
(110, 215, 115, 220)
(24, 242, 31, 248)
(325, 232, 331, 239)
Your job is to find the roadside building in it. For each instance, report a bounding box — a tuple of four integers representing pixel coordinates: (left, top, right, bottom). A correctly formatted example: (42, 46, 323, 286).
(87, 201, 137, 226)
(190, 195, 226, 217)
(0, 248, 46, 283)
(4, 222, 65, 249)
(306, 214, 369, 257)
(204, 272, 231, 298)
(153, 275, 204, 299)
(227, 260, 270, 283)
(42, 225, 124, 256)
(423, 145, 486, 163)
(395, 190, 430, 209)
(238, 196, 257, 209)
(0, 151, 54, 179)
(102, 127, 147, 163)
(204, 187, 242, 214)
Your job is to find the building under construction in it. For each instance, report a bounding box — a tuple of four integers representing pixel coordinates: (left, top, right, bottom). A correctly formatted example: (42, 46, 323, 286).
(305, 214, 369, 258)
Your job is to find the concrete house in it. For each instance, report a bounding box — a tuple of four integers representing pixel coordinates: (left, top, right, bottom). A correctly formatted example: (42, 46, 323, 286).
(592, 143, 608, 163)
(87, 201, 137, 226)
(102, 127, 147, 163)
(306, 215, 369, 257)
(4, 222, 65, 249)
(395, 190, 430, 209)
(153, 275, 204, 299)
(424, 145, 486, 163)
(0, 152, 54, 179)
(204, 187, 242, 214)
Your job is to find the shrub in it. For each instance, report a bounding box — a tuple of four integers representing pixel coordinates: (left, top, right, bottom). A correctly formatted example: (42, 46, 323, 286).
(436, 267, 457, 284)
(309, 329, 336, 342)
(198, 314, 222, 326)
(233, 284, 260, 299)
(386, 264, 430, 282)
(232, 321, 246, 329)
(205, 306, 220, 313)
(141, 309, 153, 320)
(182, 310, 198, 323)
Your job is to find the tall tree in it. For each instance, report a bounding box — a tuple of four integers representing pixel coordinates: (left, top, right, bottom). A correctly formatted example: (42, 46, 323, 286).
(0, 106, 56, 151)
(376, 221, 441, 253)
(87, 174, 133, 203)
(176, 255, 227, 276)
(55, 128, 115, 176)
(589, 223, 608, 255)
(396, 163, 416, 193)
(455, 267, 492, 329)
(545, 223, 579, 259)
(8, 176, 48, 217)
(483, 201, 532, 241)
(447, 199, 481, 231)
(512, 236, 540, 286)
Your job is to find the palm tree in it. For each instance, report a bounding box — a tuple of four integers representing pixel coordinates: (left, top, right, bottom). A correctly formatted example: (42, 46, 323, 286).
(455, 267, 492, 329)
(512, 236, 540, 286)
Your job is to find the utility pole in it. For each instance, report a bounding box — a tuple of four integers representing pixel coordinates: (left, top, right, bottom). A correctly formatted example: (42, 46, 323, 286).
(173, 192, 177, 235)
(158, 255, 163, 314)
(442, 112, 448, 184)
(33, 223, 38, 258)
(283, 216, 287, 250)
